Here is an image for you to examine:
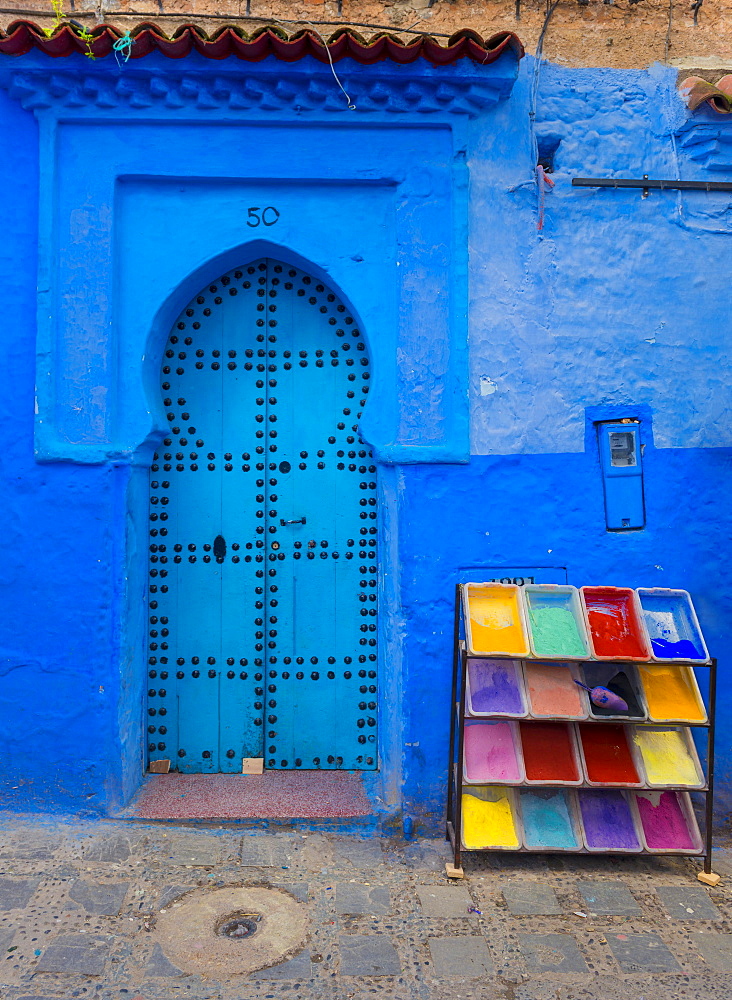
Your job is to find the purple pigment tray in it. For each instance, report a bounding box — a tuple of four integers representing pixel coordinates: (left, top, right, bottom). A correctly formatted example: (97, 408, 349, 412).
(466, 658, 527, 718)
(577, 788, 643, 853)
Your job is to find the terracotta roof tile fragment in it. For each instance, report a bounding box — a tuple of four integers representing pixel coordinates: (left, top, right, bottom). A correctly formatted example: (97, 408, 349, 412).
(679, 74, 732, 114)
(0, 20, 524, 67)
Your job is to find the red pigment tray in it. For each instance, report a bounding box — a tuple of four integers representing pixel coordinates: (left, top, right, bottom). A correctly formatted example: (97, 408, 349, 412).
(580, 586, 651, 661)
(577, 723, 644, 787)
(518, 721, 582, 786)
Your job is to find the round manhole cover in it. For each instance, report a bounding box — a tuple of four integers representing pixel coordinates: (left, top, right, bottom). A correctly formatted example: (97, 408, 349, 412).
(155, 886, 307, 976)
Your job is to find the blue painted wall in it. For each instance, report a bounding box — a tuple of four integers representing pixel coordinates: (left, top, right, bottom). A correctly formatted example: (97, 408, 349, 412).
(400, 60, 732, 828)
(0, 51, 730, 827)
(0, 88, 129, 812)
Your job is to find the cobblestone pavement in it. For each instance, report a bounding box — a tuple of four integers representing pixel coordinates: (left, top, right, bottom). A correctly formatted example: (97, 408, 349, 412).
(1, 814, 731, 1000)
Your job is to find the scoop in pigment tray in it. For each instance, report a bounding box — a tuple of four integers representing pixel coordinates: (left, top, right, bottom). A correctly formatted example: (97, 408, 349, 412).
(574, 679, 628, 713)
(581, 663, 646, 720)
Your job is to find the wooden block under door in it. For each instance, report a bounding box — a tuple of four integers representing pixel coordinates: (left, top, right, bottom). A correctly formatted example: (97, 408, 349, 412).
(149, 759, 170, 774)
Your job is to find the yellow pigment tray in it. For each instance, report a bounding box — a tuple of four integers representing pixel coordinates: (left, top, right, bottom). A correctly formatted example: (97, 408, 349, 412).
(461, 786, 522, 850)
(631, 726, 705, 789)
(464, 583, 531, 658)
(636, 664, 707, 724)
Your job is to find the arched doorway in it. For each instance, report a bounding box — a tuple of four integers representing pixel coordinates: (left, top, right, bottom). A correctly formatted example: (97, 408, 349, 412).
(146, 258, 378, 773)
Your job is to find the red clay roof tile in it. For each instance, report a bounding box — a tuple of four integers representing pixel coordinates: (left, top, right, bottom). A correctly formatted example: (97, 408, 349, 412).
(0, 20, 524, 67)
(679, 74, 732, 114)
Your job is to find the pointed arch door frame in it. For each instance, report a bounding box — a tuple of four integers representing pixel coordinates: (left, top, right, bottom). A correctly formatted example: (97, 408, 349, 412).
(115, 144, 469, 815)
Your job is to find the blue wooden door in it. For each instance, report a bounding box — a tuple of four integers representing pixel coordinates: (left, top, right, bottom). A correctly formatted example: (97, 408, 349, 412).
(147, 259, 377, 773)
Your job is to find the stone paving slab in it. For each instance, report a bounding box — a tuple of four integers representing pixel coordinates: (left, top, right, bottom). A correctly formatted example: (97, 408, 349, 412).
(240, 834, 293, 867)
(80, 832, 139, 863)
(606, 931, 681, 973)
(0, 879, 40, 910)
(296, 833, 335, 872)
(334, 839, 384, 870)
(157, 882, 195, 908)
(428, 935, 493, 977)
(711, 851, 732, 874)
(335, 883, 391, 915)
(145, 941, 184, 977)
(273, 881, 309, 903)
(519, 933, 589, 974)
(251, 949, 313, 979)
(339, 934, 401, 975)
(691, 933, 732, 972)
(502, 882, 562, 915)
(0, 834, 64, 861)
(35, 933, 115, 975)
(416, 884, 475, 917)
(158, 835, 222, 865)
(68, 879, 130, 915)
(656, 885, 721, 920)
(404, 839, 453, 871)
(577, 880, 642, 916)
(156, 833, 239, 865)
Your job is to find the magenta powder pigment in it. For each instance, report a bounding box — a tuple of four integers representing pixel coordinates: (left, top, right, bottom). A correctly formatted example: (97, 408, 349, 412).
(635, 790, 695, 850)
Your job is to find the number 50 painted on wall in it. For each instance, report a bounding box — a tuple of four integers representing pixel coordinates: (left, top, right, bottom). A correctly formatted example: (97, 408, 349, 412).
(247, 206, 280, 227)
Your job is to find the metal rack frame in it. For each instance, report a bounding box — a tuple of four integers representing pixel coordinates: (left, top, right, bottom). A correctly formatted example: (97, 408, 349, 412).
(446, 583, 717, 873)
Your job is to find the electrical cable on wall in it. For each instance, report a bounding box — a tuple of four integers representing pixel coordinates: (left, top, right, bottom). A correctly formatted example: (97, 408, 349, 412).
(0, 7, 457, 38)
(530, 2, 559, 118)
(536, 163, 555, 230)
(664, 0, 673, 62)
(530, 2, 560, 230)
(268, 13, 357, 110)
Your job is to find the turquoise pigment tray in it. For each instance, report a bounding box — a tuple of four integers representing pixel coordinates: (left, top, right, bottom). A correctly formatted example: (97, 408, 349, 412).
(523, 585, 590, 660)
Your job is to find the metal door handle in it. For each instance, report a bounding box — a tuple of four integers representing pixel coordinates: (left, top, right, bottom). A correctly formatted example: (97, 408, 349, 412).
(280, 517, 306, 526)
(213, 534, 226, 563)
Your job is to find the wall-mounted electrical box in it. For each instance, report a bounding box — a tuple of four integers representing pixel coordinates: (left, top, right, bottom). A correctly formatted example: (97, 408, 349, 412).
(597, 421, 645, 530)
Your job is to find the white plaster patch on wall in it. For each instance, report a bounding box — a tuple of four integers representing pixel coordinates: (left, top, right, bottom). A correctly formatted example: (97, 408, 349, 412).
(479, 376, 498, 395)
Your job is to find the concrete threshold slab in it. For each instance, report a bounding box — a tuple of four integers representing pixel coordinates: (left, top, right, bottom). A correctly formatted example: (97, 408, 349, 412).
(118, 771, 373, 821)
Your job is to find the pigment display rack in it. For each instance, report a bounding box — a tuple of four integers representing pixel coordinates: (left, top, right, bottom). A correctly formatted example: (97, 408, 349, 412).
(446, 582, 717, 875)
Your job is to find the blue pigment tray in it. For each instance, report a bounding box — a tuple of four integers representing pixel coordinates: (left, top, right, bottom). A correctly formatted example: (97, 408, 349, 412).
(519, 788, 582, 852)
(636, 588, 709, 663)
